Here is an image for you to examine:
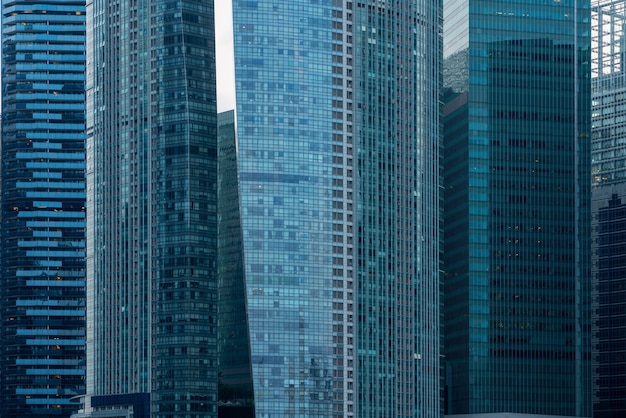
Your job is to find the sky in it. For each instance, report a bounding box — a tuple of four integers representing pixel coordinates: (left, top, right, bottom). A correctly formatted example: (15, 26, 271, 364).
(215, 2, 236, 112)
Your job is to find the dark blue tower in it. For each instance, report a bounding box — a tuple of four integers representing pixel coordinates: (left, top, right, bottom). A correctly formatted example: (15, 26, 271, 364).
(1, 1, 86, 416)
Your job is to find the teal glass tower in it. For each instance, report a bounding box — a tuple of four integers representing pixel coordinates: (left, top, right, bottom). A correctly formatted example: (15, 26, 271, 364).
(229, 0, 442, 417)
(443, 0, 592, 416)
(1, 1, 86, 416)
(85, 0, 218, 417)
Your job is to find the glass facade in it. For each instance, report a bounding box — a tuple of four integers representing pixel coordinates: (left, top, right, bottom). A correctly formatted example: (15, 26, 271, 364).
(232, 2, 355, 415)
(592, 0, 626, 186)
(443, 0, 592, 416)
(86, 0, 218, 417)
(353, 1, 442, 417)
(1, 0, 86, 416)
(218, 110, 253, 403)
(231, 0, 441, 417)
(591, 188, 626, 417)
(591, 3, 626, 415)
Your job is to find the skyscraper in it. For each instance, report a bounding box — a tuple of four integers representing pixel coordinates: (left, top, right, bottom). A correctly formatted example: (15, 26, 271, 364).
(591, 2, 626, 416)
(443, 0, 592, 416)
(591, 191, 626, 418)
(84, 1, 218, 417)
(1, 1, 87, 416)
(228, 1, 442, 416)
(1, 0, 87, 416)
(217, 110, 254, 418)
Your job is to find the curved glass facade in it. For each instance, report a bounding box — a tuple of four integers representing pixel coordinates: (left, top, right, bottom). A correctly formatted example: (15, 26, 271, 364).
(232, 3, 354, 415)
(231, 0, 442, 416)
(443, 0, 592, 415)
(1, 1, 86, 416)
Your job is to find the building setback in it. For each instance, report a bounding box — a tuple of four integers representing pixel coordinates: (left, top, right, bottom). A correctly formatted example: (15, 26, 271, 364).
(83, 0, 218, 416)
(443, 0, 592, 416)
(591, 2, 626, 416)
(227, 0, 442, 417)
(1, 0, 86, 416)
